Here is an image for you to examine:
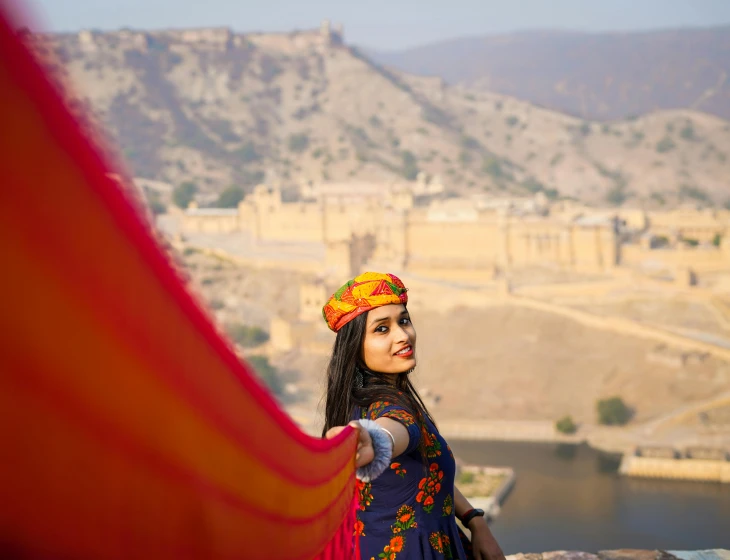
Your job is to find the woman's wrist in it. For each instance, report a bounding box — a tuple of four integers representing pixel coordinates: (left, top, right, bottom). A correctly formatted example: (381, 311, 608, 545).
(459, 507, 485, 527)
(457, 507, 474, 523)
(467, 514, 488, 532)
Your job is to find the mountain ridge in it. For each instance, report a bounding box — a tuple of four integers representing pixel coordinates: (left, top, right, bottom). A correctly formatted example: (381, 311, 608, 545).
(365, 26, 730, 121)
(29, 25, 730, 207)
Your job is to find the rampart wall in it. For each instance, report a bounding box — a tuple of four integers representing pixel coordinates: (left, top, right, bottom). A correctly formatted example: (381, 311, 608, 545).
(619, 455, 730, 483)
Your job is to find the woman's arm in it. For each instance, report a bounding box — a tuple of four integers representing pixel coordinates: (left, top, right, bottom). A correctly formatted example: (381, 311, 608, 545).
(374, 417, 410, 457)
(324, 415, 411, 473)
(454, 485, 506, 560)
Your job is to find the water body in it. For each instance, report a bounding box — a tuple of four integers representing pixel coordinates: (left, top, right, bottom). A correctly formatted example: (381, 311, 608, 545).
(449, 440, 730, 554)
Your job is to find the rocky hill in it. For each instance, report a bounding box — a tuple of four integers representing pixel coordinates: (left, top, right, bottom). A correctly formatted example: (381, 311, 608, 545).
(367, 27, 730, 121)
(29, 26, 730, 207)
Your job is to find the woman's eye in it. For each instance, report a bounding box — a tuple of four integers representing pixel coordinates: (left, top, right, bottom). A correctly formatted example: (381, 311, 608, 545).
(375, 326, 388, 333)
(400, 318, 411, 325)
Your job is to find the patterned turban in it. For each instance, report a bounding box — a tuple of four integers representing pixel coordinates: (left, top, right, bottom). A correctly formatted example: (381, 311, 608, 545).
(322, 272, 408, 332)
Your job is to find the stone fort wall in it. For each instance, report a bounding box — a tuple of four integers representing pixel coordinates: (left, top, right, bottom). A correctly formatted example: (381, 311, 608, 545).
(179, 182, 730, 284)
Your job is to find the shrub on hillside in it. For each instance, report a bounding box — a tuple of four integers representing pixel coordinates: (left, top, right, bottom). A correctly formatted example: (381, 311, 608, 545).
(679, 184, 710, 204)
(605, 185, 627, 206)
(656, 136, 676, 153)
(679, 122, 696, 141)
(597, 396, 631, 426)
(288, 133, 310, 153)
(368, 115, 382, 128)
(401, 150, 419, 180)
(235, 142, 260, 163)
(459, 150, 473, 165)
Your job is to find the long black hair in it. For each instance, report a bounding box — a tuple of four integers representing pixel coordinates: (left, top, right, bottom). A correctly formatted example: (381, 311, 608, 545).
(321, 310, 436, 457)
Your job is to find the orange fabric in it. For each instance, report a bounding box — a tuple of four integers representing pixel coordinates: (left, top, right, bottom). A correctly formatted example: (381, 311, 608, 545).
(0, 6, 359, 559)
(323, 272, 409, 331)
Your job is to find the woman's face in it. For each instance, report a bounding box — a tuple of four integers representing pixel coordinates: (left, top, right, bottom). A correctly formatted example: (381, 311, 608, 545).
(361, 304, 416, 374)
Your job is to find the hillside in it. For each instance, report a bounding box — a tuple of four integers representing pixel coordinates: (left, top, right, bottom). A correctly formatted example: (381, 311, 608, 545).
(367, 26, 730, 121)
(29, 26, 730, 207)
(177, 248, 730, 427)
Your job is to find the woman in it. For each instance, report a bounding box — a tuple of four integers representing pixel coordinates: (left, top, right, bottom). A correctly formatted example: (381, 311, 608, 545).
(322, 272, 506, 560)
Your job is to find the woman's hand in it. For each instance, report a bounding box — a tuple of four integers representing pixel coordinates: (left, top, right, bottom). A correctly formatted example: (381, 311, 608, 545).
(468, 517, 506, 560)
(325, 421, 374, 468)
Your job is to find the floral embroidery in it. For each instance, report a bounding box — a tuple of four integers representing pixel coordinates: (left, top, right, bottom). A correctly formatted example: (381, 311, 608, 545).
(357, 479, 373, 510)
(367, 401, 391, 420)
(384, 409, 416, 427)
(447, 443, 454, 460)
(392, 505, 418, 533)
(422, 426, 442, 458)
(354, 518, 365, 537)
(390, 462, 407, 477)
(377, 505, 417, 559)
(429, 531, 453, 559)
(416, 463, 444, 513)
(442, 493, 453, 517)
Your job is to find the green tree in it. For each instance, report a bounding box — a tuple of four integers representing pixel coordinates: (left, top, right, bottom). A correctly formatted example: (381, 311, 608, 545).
(247, 355, 283, 396)
(597, 396, 631, 426)
(172, 181, 197, 209)
(216, 185, 245, 208)
(555, 415, 577, 434)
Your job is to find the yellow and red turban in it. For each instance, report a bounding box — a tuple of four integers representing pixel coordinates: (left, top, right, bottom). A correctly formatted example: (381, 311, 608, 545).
(323, 272, 408, 332)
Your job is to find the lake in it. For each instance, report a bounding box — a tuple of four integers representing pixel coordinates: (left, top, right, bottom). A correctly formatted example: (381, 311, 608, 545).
(449, 440, 730, 554)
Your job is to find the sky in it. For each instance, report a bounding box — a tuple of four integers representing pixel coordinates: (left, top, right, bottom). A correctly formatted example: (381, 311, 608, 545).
(21, 0, 730, 51)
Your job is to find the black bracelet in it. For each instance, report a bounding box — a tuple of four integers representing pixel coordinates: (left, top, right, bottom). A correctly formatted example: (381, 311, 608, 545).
(461, 508, 484, 527)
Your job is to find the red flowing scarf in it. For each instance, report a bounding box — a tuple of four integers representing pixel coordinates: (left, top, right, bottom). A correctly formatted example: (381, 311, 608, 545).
(0, 4, 359, 558)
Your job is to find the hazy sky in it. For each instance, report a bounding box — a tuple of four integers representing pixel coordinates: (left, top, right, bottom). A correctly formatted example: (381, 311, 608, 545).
(23, 0, 730, 50)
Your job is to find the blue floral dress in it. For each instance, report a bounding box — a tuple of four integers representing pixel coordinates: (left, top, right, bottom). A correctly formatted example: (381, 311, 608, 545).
(354, 401, 468, 560)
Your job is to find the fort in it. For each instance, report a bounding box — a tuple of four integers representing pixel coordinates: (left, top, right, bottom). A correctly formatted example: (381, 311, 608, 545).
(177, 178, 730, 286)
(36, 19, 346, 56)
(619, 452, 730, 483)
